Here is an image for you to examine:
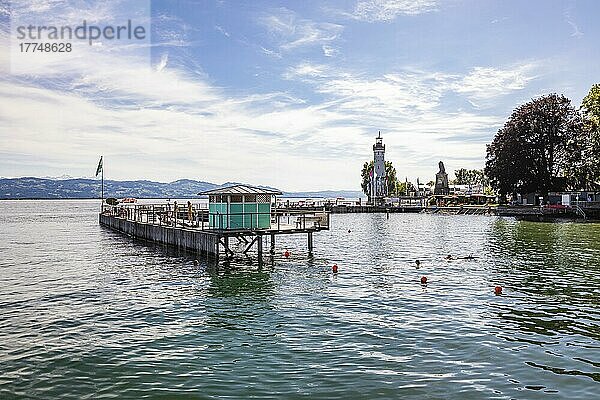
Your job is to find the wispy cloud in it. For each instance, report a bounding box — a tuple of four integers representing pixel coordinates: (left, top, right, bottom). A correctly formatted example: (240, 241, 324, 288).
(0, 2, 356, 189)
(154, 12, 196, 47)
(564, 3, 584, 38)
(0, 0, 554, 189)
(215, 25, 230, 37)
(490, 16, 508, 24)
(286, 62, 538, 109)
(350, 0, 438, 22)
(453, 63, 538, 105)
(259, 8, 343, 51)
(322, 45, 339, 57)
(260, 46, 282, 59)
(281, 61, 543, 176)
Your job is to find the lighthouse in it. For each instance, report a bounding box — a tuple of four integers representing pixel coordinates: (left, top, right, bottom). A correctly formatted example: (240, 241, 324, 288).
(372, 131, 387, 205)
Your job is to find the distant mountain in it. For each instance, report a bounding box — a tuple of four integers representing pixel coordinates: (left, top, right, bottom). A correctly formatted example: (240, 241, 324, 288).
(0, 177, 364, 199)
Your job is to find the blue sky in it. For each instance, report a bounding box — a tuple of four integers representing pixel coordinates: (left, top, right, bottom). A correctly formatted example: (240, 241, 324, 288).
(0, 0, 598, 191)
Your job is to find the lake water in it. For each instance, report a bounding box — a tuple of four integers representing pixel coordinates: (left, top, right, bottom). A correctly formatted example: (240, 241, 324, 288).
(0, 200, 598, 399)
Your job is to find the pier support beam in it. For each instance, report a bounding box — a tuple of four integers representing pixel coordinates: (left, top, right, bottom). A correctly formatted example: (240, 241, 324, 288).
(308, 232, 313, 253)
(270, 234, 275, 254)
(223, 236, 233, 259)
(243, 236, 258, 254)
(257, 235, 263, 266)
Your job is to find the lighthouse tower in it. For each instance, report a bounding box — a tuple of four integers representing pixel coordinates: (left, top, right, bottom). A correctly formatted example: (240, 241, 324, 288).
(372, 131, 386, 205)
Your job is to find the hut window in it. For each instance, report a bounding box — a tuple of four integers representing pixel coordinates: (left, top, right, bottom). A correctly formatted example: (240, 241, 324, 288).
(209, 195, 216, 203)
(257, 194, 270, 203)
(231, 195, 243, 203)
(244, 194, 257, 202)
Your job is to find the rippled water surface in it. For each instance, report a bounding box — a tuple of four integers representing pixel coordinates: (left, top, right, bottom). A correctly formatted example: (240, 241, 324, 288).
(1, 200, 599, 399)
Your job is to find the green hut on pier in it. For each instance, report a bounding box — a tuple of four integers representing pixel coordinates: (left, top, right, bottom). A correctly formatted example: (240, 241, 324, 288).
(199, 185, 281, 230)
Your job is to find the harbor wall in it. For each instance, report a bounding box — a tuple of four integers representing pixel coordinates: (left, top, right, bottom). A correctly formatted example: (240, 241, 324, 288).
(99, 214, 219, 256)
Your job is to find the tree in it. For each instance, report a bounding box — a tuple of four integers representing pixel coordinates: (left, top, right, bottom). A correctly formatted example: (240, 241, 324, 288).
(581, 84, 600, 189)
(396, 181, 416, 196)
(361, 160, 398, 198)
(582, 84, 600, 128)
(453, 169, 485, 186)
(485, 94, 584, 198)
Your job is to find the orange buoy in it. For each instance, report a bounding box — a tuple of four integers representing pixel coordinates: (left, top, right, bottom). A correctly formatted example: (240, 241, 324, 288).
(332, 264, 338, 273)
(494, 286, 503, 295)
(284, 250, 290, 258)
(420, 276, 427, 284)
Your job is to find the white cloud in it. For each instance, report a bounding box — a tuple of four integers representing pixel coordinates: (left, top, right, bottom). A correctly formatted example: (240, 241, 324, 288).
(156, 53, 168, 72)
(453, 64, 538, 104)
(280, 61, 543, 179)
(215, 25, 230, 37)
(283, 62, 330, 79)
(564, 5, 584, 38)
(351, 0, 437, 22)
(322, 45, 339, 57)
(260, 8, 343, 51)
(260, 46, 282, 58)
(0, 1, 543, 190)
(286, 62, 538, 112)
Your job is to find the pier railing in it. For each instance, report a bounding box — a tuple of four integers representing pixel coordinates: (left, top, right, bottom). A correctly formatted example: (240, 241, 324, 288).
(101, 204, 329, 232)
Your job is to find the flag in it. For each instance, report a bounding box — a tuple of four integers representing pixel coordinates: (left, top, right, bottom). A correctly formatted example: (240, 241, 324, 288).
(95, 156, 103, 177)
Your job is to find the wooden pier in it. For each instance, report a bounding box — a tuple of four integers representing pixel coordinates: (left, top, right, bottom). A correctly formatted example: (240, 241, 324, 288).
(99, 203, 329, 264)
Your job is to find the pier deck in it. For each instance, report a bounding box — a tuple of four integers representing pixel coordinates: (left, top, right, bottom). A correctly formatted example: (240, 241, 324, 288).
(99, 204, 329, 263)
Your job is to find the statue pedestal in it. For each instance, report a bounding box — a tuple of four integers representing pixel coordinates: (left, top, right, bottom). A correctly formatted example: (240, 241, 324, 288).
(434, 161, 450, 195)
(434, 172, 449, 195)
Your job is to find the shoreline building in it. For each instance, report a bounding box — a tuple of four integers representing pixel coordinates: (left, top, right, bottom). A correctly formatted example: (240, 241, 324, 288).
(371, 132, 387, 205)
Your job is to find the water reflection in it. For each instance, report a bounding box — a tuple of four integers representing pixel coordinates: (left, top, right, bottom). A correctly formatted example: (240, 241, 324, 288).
(487, 218, 600, 384)
(1, 201, 599, 398)
(206, 269, 275, 300)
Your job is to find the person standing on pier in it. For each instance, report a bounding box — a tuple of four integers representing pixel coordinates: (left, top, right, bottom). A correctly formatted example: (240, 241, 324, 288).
(187, 201, 193, 225)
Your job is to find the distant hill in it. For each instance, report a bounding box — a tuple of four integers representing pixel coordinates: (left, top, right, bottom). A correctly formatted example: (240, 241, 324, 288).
(0, 177, 364, 199)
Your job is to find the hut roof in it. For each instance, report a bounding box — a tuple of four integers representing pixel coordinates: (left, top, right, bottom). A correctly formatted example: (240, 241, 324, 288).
(198, 184, 282, 196)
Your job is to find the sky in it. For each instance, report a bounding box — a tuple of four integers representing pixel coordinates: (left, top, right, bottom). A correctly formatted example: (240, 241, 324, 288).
(0, 0, 598, 191)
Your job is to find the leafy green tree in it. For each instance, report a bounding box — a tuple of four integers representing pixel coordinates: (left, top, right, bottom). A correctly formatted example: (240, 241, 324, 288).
(485, 94, 584, 198)
(581, 84, 600, 189)
(396, 181, 416, 196)
(582, 84, 600, 128)
(361, 160, 398, 198)
(453, 169, 485, 186)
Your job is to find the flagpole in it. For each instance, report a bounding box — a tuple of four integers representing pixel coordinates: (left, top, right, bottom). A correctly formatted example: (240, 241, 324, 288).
(101, 156, 104, 212)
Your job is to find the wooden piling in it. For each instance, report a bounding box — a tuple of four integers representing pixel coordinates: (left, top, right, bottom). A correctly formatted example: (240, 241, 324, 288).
(257, 235, 263, 266)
